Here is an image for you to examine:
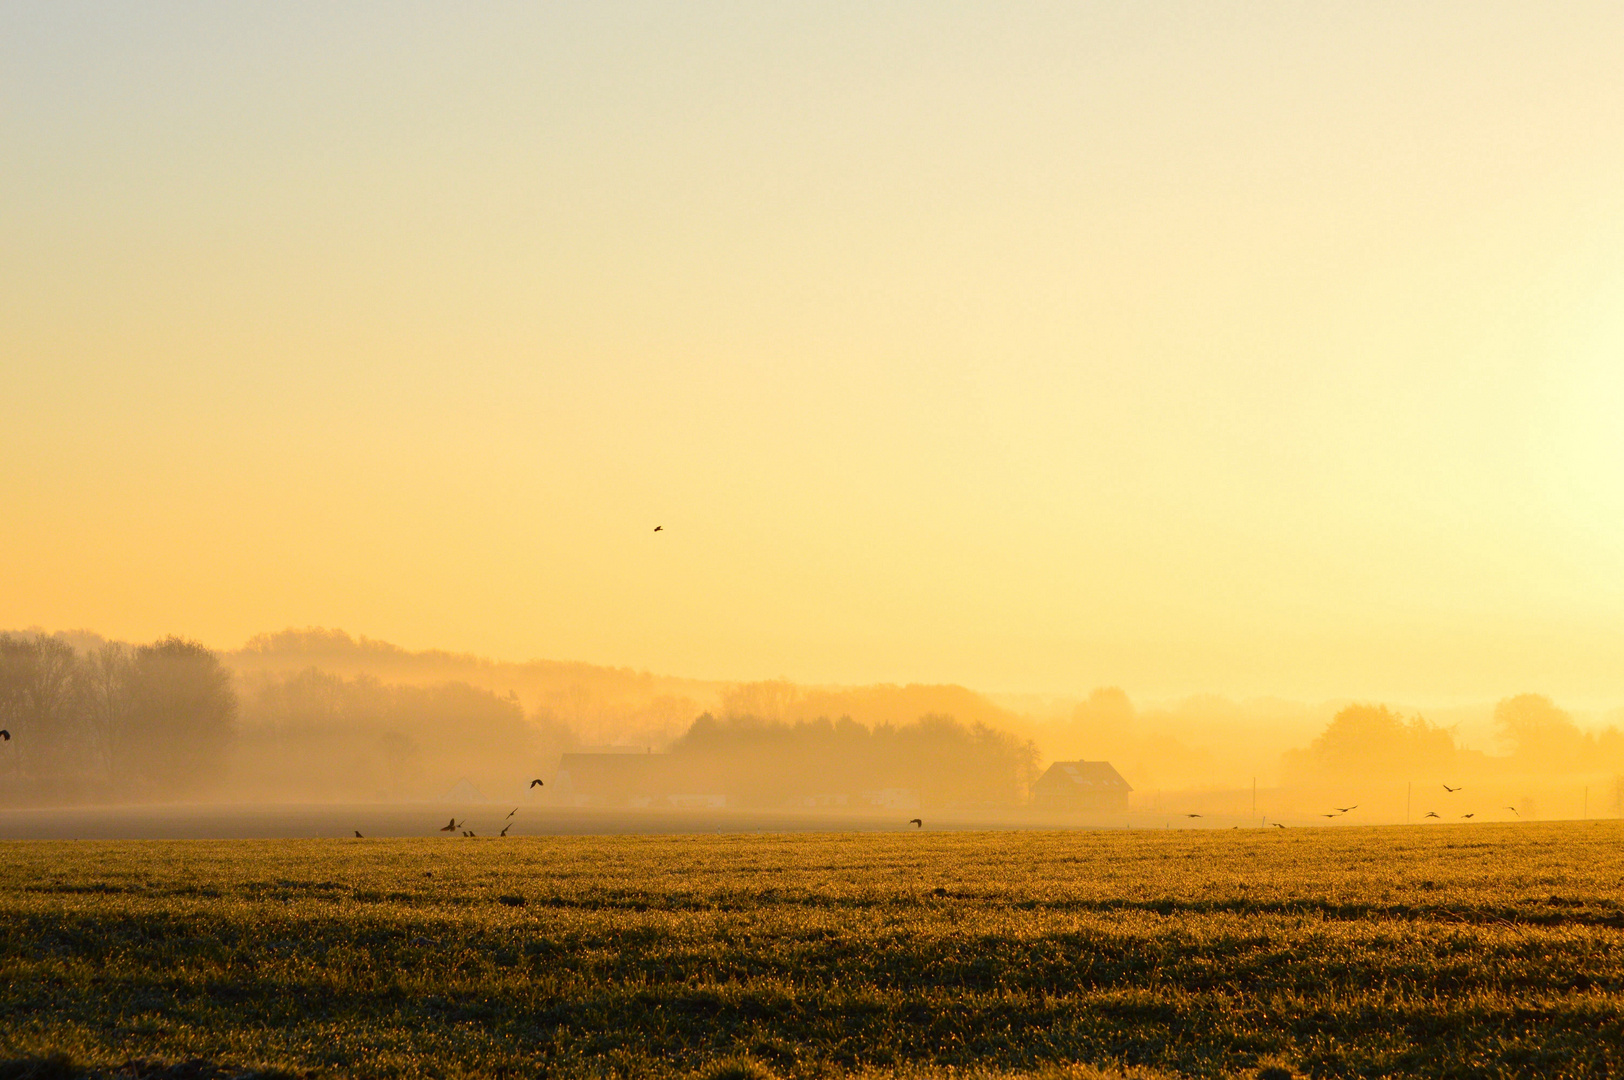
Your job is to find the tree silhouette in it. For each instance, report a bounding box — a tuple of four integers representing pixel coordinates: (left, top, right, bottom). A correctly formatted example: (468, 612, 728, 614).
(1494, 694, 1587, 772)
(124, 637, 237, 794)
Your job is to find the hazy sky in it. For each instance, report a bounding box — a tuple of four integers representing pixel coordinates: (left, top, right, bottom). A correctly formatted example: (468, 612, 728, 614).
(5, 2, 1624, 702)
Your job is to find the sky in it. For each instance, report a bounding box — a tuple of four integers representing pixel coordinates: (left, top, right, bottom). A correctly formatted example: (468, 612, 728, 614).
(4, 2, 1624, 704)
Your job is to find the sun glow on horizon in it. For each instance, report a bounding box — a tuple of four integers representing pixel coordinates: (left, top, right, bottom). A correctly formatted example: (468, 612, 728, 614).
(4, 2, 1624, 705)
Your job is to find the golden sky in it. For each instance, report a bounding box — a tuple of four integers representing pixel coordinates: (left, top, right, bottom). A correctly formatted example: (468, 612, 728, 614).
(4, 2, 1624, 702)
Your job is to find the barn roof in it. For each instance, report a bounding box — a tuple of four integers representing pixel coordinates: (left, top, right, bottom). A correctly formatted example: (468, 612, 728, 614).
(1039, 760, 1132, 792)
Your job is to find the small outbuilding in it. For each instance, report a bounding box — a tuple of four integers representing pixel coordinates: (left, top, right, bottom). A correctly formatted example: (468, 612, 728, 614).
(1032, 760, 1132, 812)
(442, 777, 489, 804)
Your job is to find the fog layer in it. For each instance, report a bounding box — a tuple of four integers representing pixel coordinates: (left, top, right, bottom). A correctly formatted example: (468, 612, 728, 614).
(4, 628, 1622, 820)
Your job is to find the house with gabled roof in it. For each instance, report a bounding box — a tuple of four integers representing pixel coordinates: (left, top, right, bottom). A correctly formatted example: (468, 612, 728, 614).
(1031, 760, 1132, 812)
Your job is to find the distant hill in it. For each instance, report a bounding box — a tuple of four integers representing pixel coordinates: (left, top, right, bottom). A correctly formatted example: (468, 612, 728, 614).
(228, 628, 723, 747)
(226, 628, 1026, 749)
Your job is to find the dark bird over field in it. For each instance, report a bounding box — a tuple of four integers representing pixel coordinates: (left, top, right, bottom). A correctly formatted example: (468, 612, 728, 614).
(1506, 806, 1519, 815)
(653, 525, 663, 532)
(1185, 813, 1202, 818)
(1337, 806, 1357, 813)
(1443, 784, 1461, 792)
(500, 823, 511, 837)
(1272, 822, 1287, 828)
(439, 818, 461, 832)
(530, 779, 544, 788)
(1425, 812, 1440, 819)
(506, 807, 518, 818)
(909, 818, 922, 828)
(0, 730, 9, 741)
(354, 831, 363, 838)
(1461, 813, 1475, 819)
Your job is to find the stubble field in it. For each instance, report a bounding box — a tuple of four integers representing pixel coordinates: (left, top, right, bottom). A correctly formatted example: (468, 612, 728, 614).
(1, 822, 1622, 1079)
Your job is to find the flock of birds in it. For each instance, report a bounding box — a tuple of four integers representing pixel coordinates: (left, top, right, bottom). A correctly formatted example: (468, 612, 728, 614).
(0, 702, 1527, 835)
(1421, 783, 1519, 820)
(1182, 784, 1519, 827)
(1184, 803, 1360, 826)
(358, 788, 1524, 837)
(350, 784, 930, 838)
(430, 806, 521, 838)
(353, 782, 1524, 839)
(353, 778, 548, 838)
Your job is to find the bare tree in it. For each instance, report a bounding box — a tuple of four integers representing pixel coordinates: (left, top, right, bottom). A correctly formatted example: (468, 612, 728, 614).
(80, 641, 133, 780)
(0, 633, 84, 778)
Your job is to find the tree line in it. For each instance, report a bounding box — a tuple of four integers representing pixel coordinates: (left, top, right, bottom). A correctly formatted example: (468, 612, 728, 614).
(234, 665, 570, 801)
(0, 632, 235, 800)
(1283, 695, 1624, 781)
(665, 712, 1040, 807)
(0, 632, 571, 804)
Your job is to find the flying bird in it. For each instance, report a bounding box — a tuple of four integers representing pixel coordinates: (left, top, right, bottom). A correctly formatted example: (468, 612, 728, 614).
(1272, 822, 1287, 828)
(1185, 813, 1202, 818)
(1461, 813, 1475, 819)
(909, 818, 922, 828)
(1506, 806, 1519, 816)
(653, 525, 663, 532)
(1424, 812, 1440, 819)
(530, 779, 544, 788)
(1443, 784, 1461, 793)
(1336, 806, 1358, 813)
(439, 818, 462, 832)
(0, 730, 9, 741)
(500, 823, 511, 837)
(506, 807, 518, 818)
(1320, 813, 1338, 818)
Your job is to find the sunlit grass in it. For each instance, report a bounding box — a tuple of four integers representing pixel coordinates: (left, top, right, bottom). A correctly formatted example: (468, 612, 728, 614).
(1, 823, 1621, 1078)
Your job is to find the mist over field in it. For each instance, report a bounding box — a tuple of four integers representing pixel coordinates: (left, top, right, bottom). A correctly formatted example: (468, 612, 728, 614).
(9, 5, 1624, 1077)
(4, 627, 1621, 828)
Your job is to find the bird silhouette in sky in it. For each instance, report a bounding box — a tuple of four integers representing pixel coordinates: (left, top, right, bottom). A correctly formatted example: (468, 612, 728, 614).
(1320, 813, 1338, 818)
(439, 818, 461, 832)
(0, 730, 10, 741)
(530, 779, 544, 788)
(909, 818, 922, 828)
(1424, 812, 1440, 819)
(1336, 805, 1357, 813)
(1185, 813, 1202, 818)
(1461, 813, 1475, 819)
(1443, 784, 1462, 792)
(653, 525, 663, 532)
(1505, 806, 1519, 816)
(506, 807, 518, 818)
(1272, 822, 1287, 828)
(500, 823, 511, 837)
(354, 830, 363, 838)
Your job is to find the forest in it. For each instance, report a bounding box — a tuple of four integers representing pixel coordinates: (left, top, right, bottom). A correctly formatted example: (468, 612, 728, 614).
(4, 628, 1624, 808)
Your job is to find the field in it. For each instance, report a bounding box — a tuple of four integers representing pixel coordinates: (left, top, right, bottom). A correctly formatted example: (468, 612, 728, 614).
(2, 823, 1622, 1080)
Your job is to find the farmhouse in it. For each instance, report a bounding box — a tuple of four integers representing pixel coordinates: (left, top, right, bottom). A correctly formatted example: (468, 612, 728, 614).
(1031, 760, 1132, 812)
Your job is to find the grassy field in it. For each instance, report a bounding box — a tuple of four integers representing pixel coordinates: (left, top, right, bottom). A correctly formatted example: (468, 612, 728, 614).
(1, 823, 1622, 1079)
